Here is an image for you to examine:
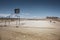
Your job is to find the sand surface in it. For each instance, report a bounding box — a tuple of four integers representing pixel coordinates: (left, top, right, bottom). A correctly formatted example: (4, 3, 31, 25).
(0, 20, 60, 40)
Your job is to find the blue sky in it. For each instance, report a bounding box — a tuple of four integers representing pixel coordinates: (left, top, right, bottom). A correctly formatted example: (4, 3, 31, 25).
(0, 0, 60, 18)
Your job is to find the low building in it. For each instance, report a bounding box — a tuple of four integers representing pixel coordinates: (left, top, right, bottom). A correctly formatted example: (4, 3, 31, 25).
(46, 16, 59, 20)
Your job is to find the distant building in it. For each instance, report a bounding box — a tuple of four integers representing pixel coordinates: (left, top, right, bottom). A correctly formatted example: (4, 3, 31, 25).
(46, 16, 59, 19)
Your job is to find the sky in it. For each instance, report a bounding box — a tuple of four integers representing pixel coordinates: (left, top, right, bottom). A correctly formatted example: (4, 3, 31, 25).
(0, 0, 60, 18)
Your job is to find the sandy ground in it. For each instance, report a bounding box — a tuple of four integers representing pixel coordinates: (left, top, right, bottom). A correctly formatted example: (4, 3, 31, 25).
(0, 20, 60, 40)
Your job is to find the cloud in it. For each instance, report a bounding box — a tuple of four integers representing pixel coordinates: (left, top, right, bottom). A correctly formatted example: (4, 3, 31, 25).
(0, 13, 10, 17)
(21, 13, 30, 16)
(25, 13, 30, 16)
(20, 13, 30, 18)
(33, 16, 37, 18)
(32, 16, 41, 19)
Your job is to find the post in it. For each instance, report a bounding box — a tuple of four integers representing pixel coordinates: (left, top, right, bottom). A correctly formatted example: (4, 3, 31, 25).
(14, 8, 20, 27)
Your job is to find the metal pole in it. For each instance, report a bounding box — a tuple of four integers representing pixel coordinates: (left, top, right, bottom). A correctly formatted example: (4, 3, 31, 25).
(9, 17, 10, 25)
(18, 16, 20, 25)
(16, 16, 19, 28)
(5, 19, 6, 27)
